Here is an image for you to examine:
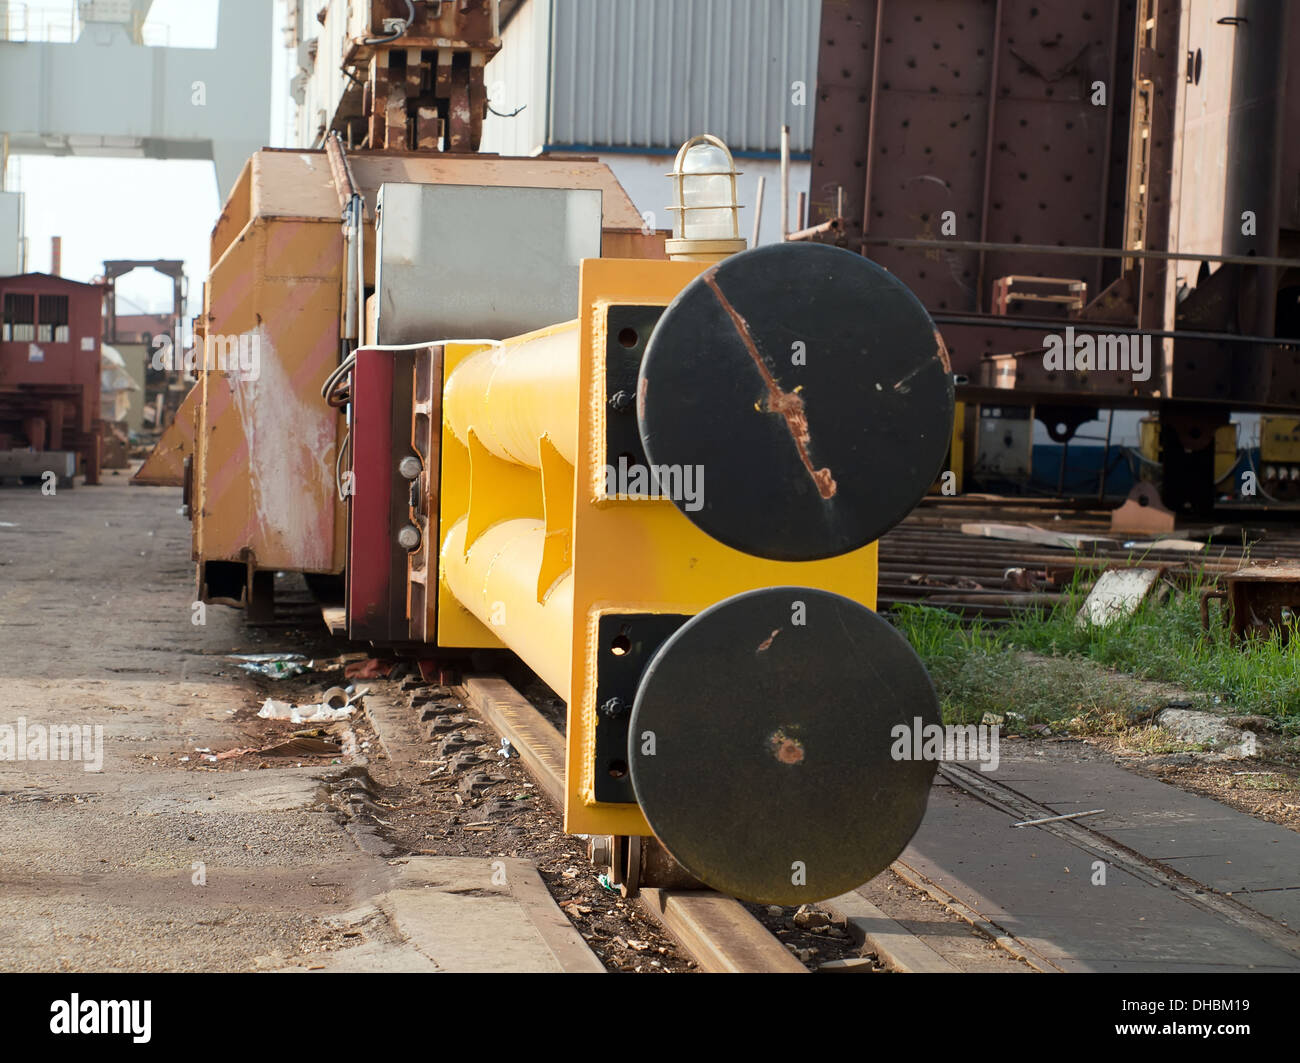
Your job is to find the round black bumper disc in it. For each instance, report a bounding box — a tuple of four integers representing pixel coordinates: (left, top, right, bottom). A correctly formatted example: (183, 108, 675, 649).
(638, 242, 954, 562)
(628, 587, 940, 905)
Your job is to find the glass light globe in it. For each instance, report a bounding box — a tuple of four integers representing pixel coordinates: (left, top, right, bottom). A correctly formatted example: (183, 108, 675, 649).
(678, 142, 738, 241)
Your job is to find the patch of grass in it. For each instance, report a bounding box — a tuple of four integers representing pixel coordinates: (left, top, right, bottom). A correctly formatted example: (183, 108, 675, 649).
(892, 563, 1300, 723)
(893, 605, 1135, 729)
(1107, 725, 1205, 757)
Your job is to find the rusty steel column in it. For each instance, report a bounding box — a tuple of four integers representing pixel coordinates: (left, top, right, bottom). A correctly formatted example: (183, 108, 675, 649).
(809, 0, 877, 250)
(974, 0, 1003, 311)
(1223, 0, 1288, 399)
(1133, 0, 1180, 341)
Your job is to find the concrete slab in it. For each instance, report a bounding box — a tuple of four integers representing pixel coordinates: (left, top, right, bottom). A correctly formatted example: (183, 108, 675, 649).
(823, 890, 960, 972)
(380, 857, 604, 973)
(991, 755, 1300, 920)
(900, 780, 1300, 972)
(0, 450, 76, 479)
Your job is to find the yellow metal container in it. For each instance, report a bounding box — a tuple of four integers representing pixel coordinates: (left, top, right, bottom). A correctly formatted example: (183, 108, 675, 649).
(1261, 416, 1300, 463)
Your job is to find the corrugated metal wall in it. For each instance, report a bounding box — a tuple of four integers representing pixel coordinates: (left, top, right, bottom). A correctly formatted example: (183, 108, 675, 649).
(547, 0, 821, 154)
(482, 0, 552, 157)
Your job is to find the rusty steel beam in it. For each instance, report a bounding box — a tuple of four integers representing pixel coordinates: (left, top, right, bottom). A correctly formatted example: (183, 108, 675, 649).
(862, 236, 1300, 272)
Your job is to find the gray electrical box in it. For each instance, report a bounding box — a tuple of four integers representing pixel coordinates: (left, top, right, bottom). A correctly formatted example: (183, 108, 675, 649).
(975, 405, 1034, 481)
(373, 183, 604, 344)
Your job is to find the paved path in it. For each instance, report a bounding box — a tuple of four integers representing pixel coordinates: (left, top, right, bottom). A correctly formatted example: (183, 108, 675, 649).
(882, 754, 1300, 972)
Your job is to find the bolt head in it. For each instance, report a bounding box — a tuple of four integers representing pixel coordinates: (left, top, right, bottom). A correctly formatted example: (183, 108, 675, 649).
(600, 696, 627, 719)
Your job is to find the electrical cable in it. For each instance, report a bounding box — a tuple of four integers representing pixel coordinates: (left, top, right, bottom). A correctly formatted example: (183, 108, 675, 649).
(335, 430, 351, 502)
(1244, 437, 1288, 504)
(321, 338, 506, 408)
(362, 0, 416, 44)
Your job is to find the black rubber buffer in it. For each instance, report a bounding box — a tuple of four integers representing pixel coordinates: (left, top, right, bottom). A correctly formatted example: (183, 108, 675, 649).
(638, 242, 954, 562)
(628, 587, 941, 905)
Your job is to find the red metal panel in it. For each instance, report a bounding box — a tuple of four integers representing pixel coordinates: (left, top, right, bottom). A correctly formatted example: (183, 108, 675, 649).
(345, 348, 395, 640)
(866, 0, 997, 318)
(0, 274, 103, 426)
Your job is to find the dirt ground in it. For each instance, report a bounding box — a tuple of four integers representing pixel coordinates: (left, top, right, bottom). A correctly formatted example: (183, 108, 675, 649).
(0, 472, 390, 971)
(1049, 666, 1300, 833)
(0, 469, 1014, 974)
(0, 471, 674, 971)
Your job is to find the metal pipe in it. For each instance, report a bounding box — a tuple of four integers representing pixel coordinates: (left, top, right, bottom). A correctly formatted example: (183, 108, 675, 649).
(751, 175, 765, 247)
(976, 0, 1005, 307)
(353, 200, 364, 343)
(326, 132, 365, 343)
(325, 130, 361, 207)
(780, 124, 790, 241)
(931, 312, 1300, 347)
(341, 198, 359, 341)
(786, 218, 843, 243)
(1098, 408, 1115, 501)
(859, 2, 885, 250)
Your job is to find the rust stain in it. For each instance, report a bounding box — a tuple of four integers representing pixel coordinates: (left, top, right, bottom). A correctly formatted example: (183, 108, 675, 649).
(703, 269, 837, 500)
(934, 329, 953, 374)
(756, 628, 781, 653)
(769, 729, 805, 765)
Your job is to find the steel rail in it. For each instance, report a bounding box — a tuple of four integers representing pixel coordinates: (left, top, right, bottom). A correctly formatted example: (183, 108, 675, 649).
(455, 676, 807, 973)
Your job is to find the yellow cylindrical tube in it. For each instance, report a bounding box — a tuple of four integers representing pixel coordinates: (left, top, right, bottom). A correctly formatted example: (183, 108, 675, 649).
(441, 517, 574, 700)
(444, 321, 580, 468)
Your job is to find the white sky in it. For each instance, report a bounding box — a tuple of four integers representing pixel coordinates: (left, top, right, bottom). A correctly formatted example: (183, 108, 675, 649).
(2, 0, 292, 330)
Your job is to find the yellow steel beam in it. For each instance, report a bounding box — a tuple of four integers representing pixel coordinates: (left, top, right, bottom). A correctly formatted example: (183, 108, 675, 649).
(443, 321, 580, 466)
(132, 383, 198, 487)
(437, 258, 879, 840)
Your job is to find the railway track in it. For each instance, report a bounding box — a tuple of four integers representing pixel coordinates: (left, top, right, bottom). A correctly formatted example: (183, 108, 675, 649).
(456, 676, 805, 973)
(454, 675, 971, 974)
